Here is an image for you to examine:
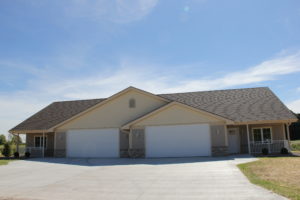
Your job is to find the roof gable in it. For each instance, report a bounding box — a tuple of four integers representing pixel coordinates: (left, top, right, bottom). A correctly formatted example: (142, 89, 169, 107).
(55, 87, 168, 130)
(122, 102, 232, 129)
(10, 98, 106, 133)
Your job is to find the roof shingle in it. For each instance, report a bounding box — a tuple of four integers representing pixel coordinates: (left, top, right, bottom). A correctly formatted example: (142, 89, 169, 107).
(159, 87, 296, 122)
(10, 98, 106, 132)
(10, 87, 297, 132)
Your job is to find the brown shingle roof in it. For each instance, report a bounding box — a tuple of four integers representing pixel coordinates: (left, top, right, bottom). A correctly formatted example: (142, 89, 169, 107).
(10, 98, 106, 132)
(159, 87, 296, 122)
(10, 87, 297, 132)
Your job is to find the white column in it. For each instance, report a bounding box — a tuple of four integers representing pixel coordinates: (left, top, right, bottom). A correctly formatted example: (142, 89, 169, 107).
(246, 124, 251, 154)
(224, 124, 228, 146)
(286, 123, 291, 150)
(16, 133, 20, 153)
(286, 123, 291, 141)
(42, 132, 45, 158)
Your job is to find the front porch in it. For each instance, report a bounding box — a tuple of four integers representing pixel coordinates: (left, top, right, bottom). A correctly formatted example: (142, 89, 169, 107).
(24, 132, 54, 157)
(227, 123, 291, 155)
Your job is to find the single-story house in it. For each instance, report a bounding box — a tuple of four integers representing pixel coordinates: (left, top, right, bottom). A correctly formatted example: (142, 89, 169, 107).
(9, 86, 297, 158)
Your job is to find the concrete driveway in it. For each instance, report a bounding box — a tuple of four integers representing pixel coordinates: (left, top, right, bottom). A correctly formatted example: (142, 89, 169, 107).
(0, 155, 285, 200)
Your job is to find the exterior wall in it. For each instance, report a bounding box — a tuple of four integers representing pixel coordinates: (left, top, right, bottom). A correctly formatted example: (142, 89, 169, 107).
(210, 125, 228, 156)
(129, 128, 145, 158)
(249, 124, 285, 141)
(54, 132, 66, 157)
(57, 90, 167, 130)
(26, 132, 54, 157)
(132, 104, 223, 128)
(120, 130, 129, 158)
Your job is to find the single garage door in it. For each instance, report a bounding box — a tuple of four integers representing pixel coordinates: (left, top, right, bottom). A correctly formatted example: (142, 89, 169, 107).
(67, 129, 119, 158)
(145, 124, 211, 157)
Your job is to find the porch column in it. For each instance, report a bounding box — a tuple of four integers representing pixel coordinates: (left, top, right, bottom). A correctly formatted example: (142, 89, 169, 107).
(224, 125, 228, 146)
(286, 123, 291, 150)
(42, 132, 45, 158)
(16, 133, 20, 153)
(246, 124, 251, 154)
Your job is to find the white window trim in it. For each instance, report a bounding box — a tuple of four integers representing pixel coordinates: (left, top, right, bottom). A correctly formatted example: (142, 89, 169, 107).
(34, 135, 48, 149)
(252, 127, 273, 144)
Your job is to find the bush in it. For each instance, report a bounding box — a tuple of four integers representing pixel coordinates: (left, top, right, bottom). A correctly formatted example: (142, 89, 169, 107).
(0, 134, 6, 145)
(291, 140, 300, 151)
(14, 152, 19, 158)
(2, 143, 11, 157)
(280, 147, 289, 154)
(262, 148, 269, 155)
(25, 152, 31, 158)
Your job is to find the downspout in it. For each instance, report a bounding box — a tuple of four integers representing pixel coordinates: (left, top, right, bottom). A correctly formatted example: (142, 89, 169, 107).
(42, 131, 45, 158)
(246, 124, 251, 154)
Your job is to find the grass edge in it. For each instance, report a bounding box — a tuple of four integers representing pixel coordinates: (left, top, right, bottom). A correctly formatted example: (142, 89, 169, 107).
(237, 160, 300, 200)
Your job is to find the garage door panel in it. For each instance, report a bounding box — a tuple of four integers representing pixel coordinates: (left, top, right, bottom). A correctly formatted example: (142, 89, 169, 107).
(67, 129, 119, 158)
(146, 124, 211, 157)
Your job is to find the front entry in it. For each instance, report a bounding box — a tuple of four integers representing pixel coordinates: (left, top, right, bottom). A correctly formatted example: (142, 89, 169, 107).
(228, 128, 240, 154)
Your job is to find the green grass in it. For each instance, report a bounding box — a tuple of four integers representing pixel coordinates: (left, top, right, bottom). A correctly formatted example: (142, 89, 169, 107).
(291, 140, 300, 151)
(238, 158, 300, 200)
(0, 160, 11, 166)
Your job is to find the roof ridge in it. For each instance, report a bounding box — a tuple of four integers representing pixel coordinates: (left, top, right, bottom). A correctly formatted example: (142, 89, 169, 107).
(157, 86, 270, 96)
(53, 98, 107, 103)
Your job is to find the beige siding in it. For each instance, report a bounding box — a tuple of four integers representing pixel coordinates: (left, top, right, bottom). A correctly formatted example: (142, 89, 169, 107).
(210, 125, 226, 147)
(132, 104, 223, 127)
(57, 90, 166, 130)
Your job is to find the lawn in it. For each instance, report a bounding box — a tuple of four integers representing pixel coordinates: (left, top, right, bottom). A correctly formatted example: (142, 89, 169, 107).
(0, 160, 11, 166)
(238, 157, 300, 200)
(291, 140, 300, 153)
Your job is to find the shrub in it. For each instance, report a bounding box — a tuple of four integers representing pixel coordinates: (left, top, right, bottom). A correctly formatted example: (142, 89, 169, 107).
(291, 140, 300, 151)
(14, 152, 19, 158)
(25, 152, 31, 158)
(262, 148, 269, 155)
(2, 143, 11, 157)
(280, 147, 289, 154)
(0, 134, 6, 145)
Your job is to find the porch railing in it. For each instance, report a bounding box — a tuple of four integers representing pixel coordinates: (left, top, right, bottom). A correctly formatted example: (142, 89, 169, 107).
(250, 140, 289, 154)
(26, 147, 44, 157)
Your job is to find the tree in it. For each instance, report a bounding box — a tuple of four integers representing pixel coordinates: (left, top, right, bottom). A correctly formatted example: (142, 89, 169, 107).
(2, 142, 11, 157)
(0, 134, 6, 145)
(10, 135, 22, 145)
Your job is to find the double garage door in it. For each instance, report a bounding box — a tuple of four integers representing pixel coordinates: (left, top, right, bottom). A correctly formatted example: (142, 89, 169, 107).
(66, 124, 211, 158)
(67, 129, 119, 158)
(145, 124, 211, 157)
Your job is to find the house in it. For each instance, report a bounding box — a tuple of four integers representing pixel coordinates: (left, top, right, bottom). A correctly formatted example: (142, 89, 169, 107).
(9, 87, 297, 158)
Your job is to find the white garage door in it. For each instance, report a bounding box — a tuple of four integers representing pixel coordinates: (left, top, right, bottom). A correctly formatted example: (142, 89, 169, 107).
(145, 124, 211, 157)
(67, 129, 119, 158)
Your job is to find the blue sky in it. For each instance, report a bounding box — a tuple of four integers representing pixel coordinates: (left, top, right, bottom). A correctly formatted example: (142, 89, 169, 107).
(1, 0, 300, 135)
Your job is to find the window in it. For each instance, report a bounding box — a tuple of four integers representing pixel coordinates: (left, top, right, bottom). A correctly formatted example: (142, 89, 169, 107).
(252, 128, 272, 143)
(34, 136, 47, 148)
(129, 98, 136, 108)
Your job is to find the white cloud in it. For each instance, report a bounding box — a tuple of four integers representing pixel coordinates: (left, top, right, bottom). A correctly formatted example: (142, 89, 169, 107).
(1, 51, 300, 136)
(65, 0, 159, 23)
(287, 99, 300, 114)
